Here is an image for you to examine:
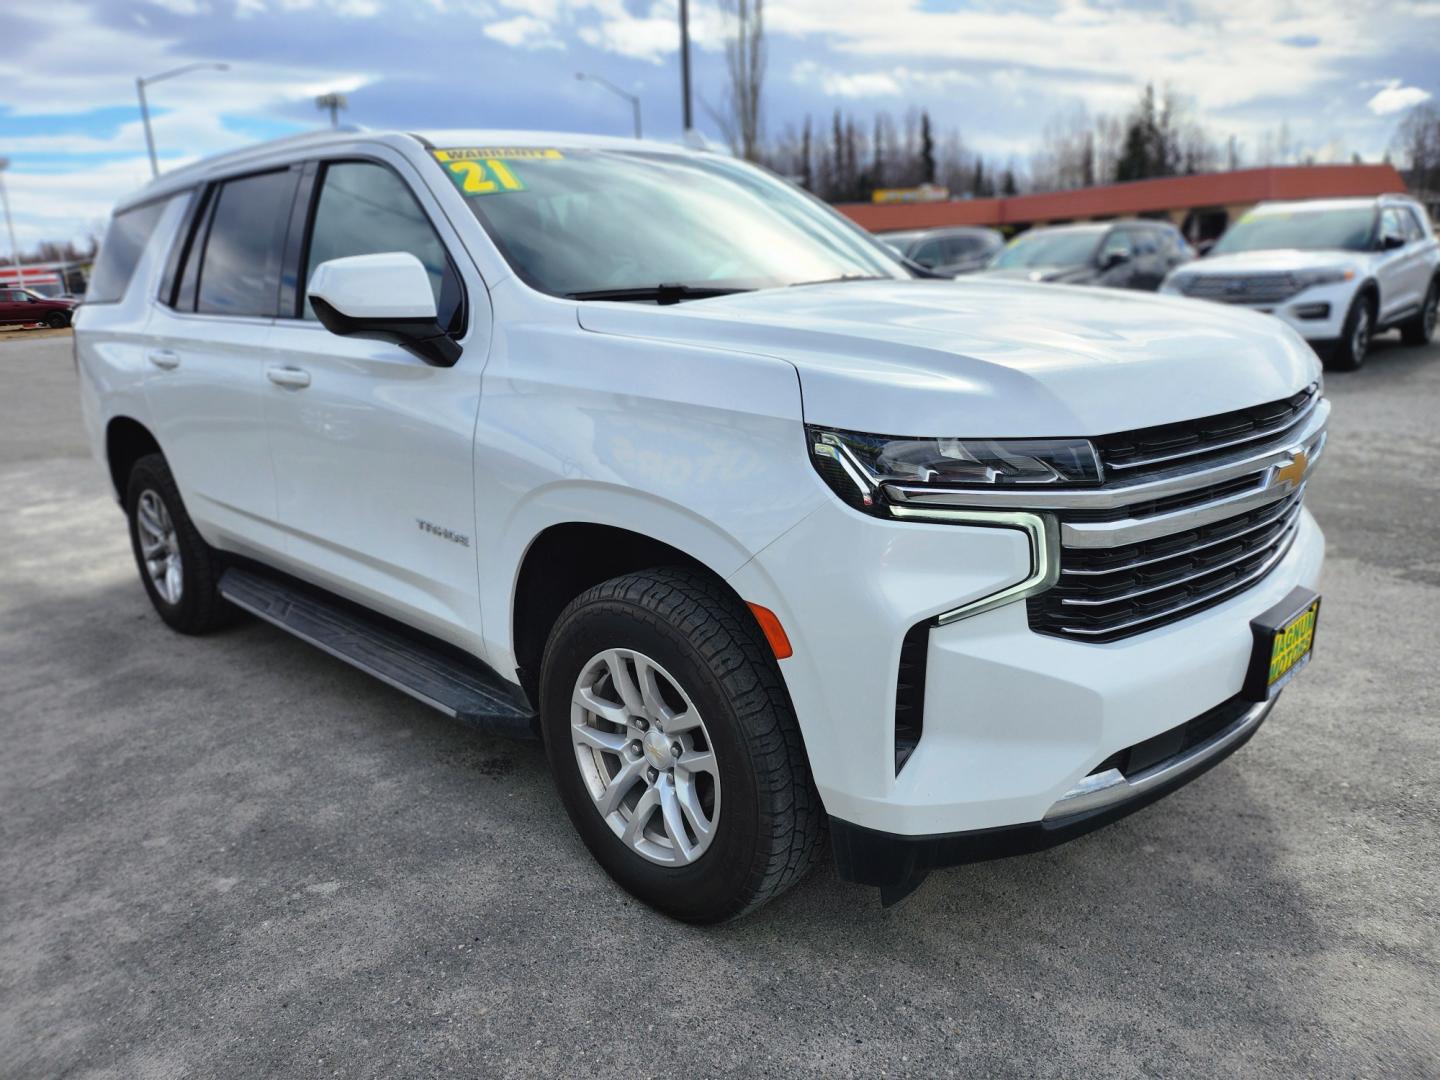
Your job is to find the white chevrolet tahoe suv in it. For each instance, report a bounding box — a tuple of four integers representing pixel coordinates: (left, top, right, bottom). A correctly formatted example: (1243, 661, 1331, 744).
(1161, 195, 1440, 371)
(76, 130, 1327, 921)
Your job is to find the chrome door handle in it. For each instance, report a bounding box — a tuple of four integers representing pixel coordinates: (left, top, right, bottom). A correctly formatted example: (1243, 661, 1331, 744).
(266, 365, 311, 389)
(146, 349, 180, 370)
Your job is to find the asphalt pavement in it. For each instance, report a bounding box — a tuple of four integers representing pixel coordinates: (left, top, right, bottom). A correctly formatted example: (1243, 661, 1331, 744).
(1, 327, 1437, 1078)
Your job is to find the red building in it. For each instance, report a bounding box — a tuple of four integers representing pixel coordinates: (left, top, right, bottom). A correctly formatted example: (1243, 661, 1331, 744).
(837, 164, 1411, 244)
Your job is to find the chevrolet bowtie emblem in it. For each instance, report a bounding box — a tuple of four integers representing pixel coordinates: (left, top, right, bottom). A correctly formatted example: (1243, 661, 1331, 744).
(1274, 450, 1309, 489)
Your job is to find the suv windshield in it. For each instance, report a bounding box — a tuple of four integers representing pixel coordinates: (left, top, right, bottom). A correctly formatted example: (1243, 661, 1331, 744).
(990, 229, 1101, 269)
(431, 147, 907, 298)
(1211, 206, 1376, 255)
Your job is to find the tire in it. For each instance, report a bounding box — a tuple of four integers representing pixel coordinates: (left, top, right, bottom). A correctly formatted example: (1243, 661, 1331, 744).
(539, 567, 824, 923)
(124, 453, 236, 634)
(44, 311, 70, 329)
(1399, 278, 1438, 347)
(1324, 292, 1374, 371)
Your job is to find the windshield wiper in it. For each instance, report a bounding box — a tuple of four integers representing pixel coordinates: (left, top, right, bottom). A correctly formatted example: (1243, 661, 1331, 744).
(789, 274, 895, 287)
(566, 284, 753, 305)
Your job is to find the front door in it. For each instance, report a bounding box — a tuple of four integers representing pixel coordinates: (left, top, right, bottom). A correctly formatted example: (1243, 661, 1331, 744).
(1374, 208, 1423, 322)
(263, 156, 489, 648)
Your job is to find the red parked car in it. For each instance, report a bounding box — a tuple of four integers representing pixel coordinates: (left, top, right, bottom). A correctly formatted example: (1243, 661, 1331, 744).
(0, 287, 77, 329)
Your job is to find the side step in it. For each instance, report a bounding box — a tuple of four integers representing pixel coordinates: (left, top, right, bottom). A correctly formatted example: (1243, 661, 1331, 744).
(218, 566, 537, 739)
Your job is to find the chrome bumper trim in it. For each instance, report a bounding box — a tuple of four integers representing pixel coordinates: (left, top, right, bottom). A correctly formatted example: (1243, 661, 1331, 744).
(1043, 698, 1275, 821)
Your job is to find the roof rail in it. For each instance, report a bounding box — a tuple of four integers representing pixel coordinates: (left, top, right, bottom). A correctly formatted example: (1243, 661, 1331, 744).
(133, 125, 374, 193)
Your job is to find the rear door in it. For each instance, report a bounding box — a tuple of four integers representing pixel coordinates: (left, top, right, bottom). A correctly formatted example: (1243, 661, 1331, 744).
(143, 166, 300, 558)
(262, 153, 489, 647)
(1374, 207, 1422, 322)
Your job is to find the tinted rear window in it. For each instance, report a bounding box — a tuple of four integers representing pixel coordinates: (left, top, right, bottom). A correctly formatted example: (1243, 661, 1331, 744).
(87, 198, 172, 304)
(196, 169, 298, 317)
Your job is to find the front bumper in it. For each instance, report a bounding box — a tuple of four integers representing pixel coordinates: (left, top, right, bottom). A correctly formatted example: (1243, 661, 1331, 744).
(727, 499, 1324, 837)
(1161, 280, 1354, 342)
(830, 694, 1274, 903)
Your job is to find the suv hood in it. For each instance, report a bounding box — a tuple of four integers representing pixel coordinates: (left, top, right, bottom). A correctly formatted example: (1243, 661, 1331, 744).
(575, 279, 1319, 437)
(1188, 248, 1362, 274)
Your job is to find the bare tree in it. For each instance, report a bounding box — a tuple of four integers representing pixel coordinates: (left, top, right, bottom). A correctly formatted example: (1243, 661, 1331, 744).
(1392, 103, 1440, 197)
(710, 0, 766, 161)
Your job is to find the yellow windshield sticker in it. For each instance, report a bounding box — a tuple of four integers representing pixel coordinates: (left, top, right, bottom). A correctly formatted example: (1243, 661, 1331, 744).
(433, 147, 563, 161)
(438, 156, 527, 196)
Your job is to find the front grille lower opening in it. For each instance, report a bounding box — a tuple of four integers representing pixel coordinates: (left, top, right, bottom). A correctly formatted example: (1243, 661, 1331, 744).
(1086, 695, 1253, 779)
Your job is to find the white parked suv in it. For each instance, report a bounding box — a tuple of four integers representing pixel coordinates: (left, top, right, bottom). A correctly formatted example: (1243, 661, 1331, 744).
(1161, 195, 1440, 371)
(76, 130, 1327, 920)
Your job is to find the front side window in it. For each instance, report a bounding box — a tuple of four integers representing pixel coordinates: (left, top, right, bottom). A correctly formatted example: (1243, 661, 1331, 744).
(1380, 208, 1408, 247)
(911, 238, 945, 268)
(1099, 231, 1135, 262)
(1212, 206, 1377, 255)
(196, 170, 298, 317)
(88, 197, 172, 304)
(302, 161, 461, 328)
(431, 147, 906, 298)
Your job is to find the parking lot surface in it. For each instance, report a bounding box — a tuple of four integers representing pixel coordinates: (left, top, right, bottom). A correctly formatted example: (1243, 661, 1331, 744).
(2, 329, 1437, 1078)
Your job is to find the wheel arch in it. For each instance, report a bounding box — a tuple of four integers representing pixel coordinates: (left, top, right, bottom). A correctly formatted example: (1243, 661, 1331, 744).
(105, 416, 164, 502)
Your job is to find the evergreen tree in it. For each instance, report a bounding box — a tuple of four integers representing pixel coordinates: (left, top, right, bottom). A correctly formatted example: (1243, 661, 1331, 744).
(920, 110, 936, 184)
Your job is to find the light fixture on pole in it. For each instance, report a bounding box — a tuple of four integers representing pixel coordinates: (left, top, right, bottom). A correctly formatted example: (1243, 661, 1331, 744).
(316, 92, 348, 129)
(135, 62, 231, 178)
(575, 72, 642, 139)
(0, 157, 26, 290)
(678, 0, 693, 133)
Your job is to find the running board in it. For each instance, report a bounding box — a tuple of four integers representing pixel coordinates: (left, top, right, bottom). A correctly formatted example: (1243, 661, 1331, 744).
(218, 566, 536, 739)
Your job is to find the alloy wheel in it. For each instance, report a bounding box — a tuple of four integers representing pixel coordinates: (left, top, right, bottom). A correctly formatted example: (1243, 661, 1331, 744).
(570, 648, 720, 866)
(136, 489, 183, 605)
(1352, 304, 1371, 364)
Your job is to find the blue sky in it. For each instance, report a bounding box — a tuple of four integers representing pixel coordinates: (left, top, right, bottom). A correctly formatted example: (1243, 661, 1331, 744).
(0, 0, 1436, 250)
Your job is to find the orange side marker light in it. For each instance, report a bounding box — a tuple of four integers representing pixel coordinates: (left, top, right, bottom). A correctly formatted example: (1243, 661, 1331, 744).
(747, 602, 794, 660)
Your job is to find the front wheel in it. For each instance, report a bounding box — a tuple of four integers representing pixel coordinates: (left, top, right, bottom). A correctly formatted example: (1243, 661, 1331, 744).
(1324, 293, 1374, 371)
(44, 310, 70, 329)
(539, 568, 823, 923)
(1399, 279, 1438, 347)
(125, 453, 236, 634)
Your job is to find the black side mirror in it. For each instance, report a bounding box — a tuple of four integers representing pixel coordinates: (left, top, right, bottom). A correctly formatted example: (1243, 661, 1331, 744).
(1381, 233, 1406, 251)
(1102, 250, 1131, 269)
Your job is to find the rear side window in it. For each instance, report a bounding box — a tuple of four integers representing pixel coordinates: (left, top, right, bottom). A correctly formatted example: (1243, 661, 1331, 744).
(195, 169, 298, 317)
(87, 197, 172, 304)
(300, 160, 462, 328)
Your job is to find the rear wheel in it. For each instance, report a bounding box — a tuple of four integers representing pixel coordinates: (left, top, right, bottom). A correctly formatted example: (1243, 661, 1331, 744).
(1399, 279, 1438, 347)
(1324, 293, 1374, 371)
(539, 567, 823, 923)
(125, 453, 236, 634)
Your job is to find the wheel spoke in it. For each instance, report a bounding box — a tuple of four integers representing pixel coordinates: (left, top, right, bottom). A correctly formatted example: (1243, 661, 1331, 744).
(140, 535, 166, 558)
(573, 685, 629, 728)
(675, 748, 715, 777)
(621, 786, 660, 846)
(137, 501, 164, 537)
(675, 775, 713, 842)
(571, 723, 630, 755)
(658, 780, 695, 862)
(595, 756, 646, 818)
(602, 650, 646, 716)
(663, 707, 702, 734)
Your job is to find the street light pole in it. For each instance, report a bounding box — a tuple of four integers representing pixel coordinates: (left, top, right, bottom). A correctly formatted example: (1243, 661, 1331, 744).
(0, 158, 26, 290)
(574, 73, 642, 139)
(678, 0, 693, 132)
(135, 62, 230, 178)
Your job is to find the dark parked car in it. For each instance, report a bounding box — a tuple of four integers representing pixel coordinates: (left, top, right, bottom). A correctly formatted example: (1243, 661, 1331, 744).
(878, 226, 1004, 276)
(0, 287, 76, 328)
(975, 220, 1194, 291)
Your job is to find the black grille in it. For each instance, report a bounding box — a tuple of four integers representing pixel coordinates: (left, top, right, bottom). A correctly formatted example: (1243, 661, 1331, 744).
(1094, 386, 1318, 482)
(1179, 273, 1302, 306)
(1028, 489, 1303, 643)
(1087, 693, 1253, 778)
(894, 622, 929, 773)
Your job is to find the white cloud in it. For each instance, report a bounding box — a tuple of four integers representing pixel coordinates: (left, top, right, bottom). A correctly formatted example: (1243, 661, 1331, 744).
(484, 14, 562, 48)
(1366, 81, 1432, 115)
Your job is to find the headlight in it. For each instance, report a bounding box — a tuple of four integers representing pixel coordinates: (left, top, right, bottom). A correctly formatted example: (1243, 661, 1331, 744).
(1294, 268, 1354, 289)
(808, 426, 1101, 516)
